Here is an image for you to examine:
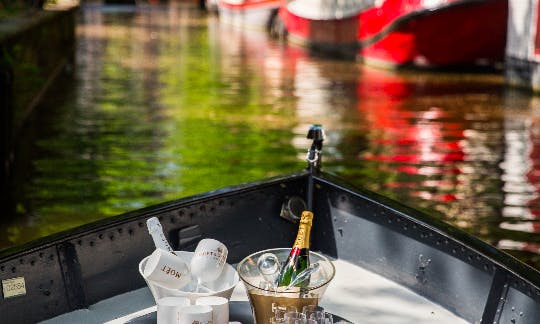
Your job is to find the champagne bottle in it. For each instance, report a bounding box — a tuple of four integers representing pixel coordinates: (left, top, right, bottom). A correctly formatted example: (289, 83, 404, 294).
(146, 217, 176, 254)
(277, 210, 313, 287)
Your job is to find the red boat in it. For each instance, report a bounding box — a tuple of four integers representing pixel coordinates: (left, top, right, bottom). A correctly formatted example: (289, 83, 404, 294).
(279, 0, 507, 68)
(217, 0, 281, 29)
(357, 0, 508, 68)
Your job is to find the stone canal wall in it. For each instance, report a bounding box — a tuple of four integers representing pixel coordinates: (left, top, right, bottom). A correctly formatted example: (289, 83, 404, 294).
(0, 5, 77, 213)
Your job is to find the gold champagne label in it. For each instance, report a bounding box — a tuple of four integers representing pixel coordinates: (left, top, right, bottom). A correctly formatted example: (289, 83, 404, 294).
(293, 211, 313, 249)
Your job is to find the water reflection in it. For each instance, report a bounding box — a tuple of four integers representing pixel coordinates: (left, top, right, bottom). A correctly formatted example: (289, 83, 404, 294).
(351, 68, 505, 223)
(349, 67, 540, 266)
(3, 4, 540, 269)
(498, 96, 540, 263)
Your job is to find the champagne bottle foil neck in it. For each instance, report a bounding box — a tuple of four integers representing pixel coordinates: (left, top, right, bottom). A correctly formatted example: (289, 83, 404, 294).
(300, 211, 313, 225)
(293, 225, 311, 249)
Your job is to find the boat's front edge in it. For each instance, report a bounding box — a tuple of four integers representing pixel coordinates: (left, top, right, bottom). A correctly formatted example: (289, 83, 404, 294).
(314, 171, 540, 323)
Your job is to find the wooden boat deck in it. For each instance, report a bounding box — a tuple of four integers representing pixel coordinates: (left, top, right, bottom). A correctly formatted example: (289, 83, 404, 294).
(40, 257, 467, 324)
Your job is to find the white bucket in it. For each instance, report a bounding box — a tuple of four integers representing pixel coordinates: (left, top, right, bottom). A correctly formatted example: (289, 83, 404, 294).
(139, 251, 239, 304)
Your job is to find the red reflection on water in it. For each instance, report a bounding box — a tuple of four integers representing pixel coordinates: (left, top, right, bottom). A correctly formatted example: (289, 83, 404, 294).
(521, 243, 540, 254)
(357, 67, 466, 174)
(410, 191, 460, 202)
(355, 67, 471, 206)
(364, 151, 464, 164)
(528, 120, 540, 191)
(526, 118, 540, 222)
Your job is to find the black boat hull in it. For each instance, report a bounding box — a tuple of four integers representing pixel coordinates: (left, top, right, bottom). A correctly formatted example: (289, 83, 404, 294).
(1, 171, 540, 323)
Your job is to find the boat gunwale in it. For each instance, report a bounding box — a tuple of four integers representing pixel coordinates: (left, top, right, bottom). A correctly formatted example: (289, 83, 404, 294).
(284, 0, 367, 21)
(0, 171, 311, 261)
(217, 0, 281, 10)
(315, 171, 540, 292)
(2, 168, 540, 290)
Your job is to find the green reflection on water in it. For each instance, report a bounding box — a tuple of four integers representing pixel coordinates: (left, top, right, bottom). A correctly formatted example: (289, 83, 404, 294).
(3, 4, 540, 271)
(1, 5, 302, 250)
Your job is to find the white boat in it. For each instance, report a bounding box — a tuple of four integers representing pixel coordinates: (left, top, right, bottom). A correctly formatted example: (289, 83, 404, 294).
(217, 0, 281, 30)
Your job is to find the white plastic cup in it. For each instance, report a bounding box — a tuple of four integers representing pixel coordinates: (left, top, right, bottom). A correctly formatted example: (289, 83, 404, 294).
(196, 296, 229, 324)
(156, 297, 191, 324)
(143, 249, 191, 289)
(177, 305, 213, 324)
(190, 238, 228, 283)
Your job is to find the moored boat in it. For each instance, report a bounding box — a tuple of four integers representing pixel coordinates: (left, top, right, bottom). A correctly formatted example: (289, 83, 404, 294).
(1, 125, 540, 323)
(357, 0, 508, 68)
(277, 0, 369, 57)
(217, 0, 281, 30)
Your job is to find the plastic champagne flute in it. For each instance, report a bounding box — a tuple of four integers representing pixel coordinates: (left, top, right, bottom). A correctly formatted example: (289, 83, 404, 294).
(257, 252, 281, 289)
(190, 238, 228, 292)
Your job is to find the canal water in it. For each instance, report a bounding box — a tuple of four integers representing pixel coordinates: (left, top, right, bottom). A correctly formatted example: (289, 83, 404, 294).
(3, 4, 540, 270)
